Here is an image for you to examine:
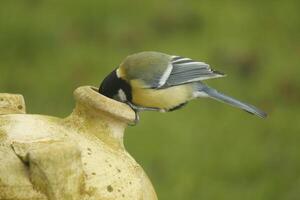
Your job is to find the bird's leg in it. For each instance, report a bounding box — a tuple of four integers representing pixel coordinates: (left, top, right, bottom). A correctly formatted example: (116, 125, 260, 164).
(125, 101, 140, 111)
(128, 110, 140, 126)
(125, 101, 140, 126)
(126, 102, 161, 112)
(125, 101, 161, 126)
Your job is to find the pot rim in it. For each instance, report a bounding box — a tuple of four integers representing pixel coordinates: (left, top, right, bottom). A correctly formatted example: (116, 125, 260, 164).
(73, 86, 135, 124)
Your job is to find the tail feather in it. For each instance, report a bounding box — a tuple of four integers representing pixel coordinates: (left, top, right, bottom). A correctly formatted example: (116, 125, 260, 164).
(201, 87, 267, 118)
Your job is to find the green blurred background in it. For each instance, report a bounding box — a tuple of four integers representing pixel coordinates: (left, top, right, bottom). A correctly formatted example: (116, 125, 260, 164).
(0, 0, 299, 199)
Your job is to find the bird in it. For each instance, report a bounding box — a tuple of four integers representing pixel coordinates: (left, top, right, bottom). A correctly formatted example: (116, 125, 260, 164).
(99, 51, 267, 125)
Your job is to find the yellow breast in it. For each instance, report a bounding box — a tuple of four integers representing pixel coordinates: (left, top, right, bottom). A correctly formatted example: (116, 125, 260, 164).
(131, 81, 194, 110)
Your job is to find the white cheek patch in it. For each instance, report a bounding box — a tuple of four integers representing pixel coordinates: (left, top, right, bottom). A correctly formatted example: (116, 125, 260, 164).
(118, 89, 127, 102)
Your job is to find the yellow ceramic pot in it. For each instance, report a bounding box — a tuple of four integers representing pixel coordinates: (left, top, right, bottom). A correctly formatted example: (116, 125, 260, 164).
(0, 86, 157, 200)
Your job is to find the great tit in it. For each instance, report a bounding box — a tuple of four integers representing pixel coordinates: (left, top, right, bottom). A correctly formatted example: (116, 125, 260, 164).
(99, 51, 267, 124)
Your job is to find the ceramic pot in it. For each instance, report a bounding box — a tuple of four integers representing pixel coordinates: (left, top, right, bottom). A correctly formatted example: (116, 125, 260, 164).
(0, 86, 157, 200)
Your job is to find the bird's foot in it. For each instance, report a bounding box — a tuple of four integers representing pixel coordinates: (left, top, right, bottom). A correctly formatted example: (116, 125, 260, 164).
(126, 101, 140, 126)
(125, 101, 161, 126)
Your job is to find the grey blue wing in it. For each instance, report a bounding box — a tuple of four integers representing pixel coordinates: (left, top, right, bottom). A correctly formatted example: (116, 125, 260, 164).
(161, 56, 225, 88)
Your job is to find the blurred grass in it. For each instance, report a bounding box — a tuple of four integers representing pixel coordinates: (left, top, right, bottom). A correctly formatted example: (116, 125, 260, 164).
(0, 0, 299, 199)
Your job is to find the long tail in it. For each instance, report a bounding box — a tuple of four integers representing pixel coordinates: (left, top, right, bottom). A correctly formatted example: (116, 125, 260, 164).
(201, 87, 267, 118)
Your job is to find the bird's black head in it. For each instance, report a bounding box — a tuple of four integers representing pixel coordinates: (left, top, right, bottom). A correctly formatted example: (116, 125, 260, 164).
(99, 69, 132, 102)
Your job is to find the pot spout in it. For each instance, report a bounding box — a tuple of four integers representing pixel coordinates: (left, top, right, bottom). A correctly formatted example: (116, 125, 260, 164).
(65, 86, 136, 149)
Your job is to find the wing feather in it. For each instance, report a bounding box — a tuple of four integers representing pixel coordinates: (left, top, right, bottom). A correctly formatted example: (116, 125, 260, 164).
(162, 56, 225, 88)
